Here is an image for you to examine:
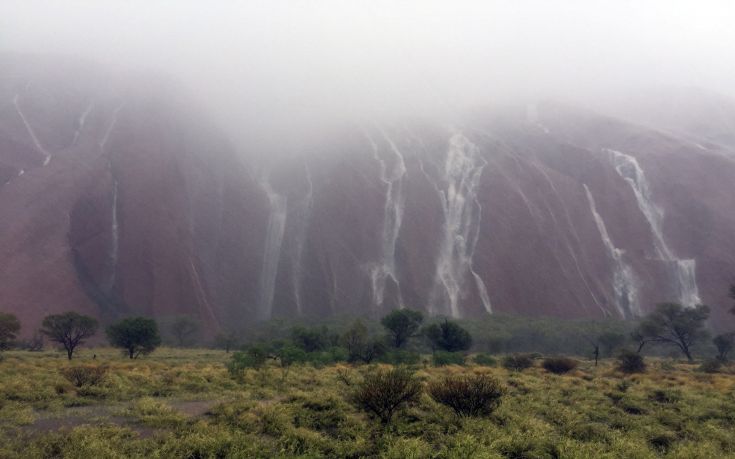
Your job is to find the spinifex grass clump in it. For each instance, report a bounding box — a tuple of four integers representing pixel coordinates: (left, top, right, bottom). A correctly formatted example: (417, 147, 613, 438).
(350, 367, 422, 424)
(616, 350, 646, 374)
(541, 357, 578, 374)
(428, 374, 504, 417)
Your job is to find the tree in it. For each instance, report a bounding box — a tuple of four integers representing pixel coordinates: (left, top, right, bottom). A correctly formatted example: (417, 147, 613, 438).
(106, 317, 161, 359)
(0, 312, 21, 351)
(423, 319, 473, 352)
(381, 309, 424, 348)
(40, 312, 98, 360)
(632, 303, 710, 361)
(213, 330, 239, 353)
(291, 325, 337, 352)
(341, 320, 369, 362)
(169, 315, 199, 347)
(713, 333, 735, 361)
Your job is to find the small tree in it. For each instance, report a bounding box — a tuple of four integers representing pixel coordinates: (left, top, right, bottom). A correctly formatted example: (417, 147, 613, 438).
(40, 312, 98, 360)
(617, 349, 646, 373)
(106, 317, 161, 359)
(381, 309, 424, 348)
(214, 330, 239, 353)
(713, 333, 735, 361)
(350, 367, 422, 424)
(423, 319, 473, 353)
(0, 312, 21, 351)
(632, 303, 709, 361)
(169, 315, 199, 347)
(341, 320, 369, 362)
(291, 325, 338, 352)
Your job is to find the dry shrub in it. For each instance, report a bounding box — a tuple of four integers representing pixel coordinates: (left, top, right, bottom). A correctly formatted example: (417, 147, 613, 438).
(428, 374, 504, 417)
(502, 354, 534, 371)
(60, 365, 108, 388)
(349, 367, 422, 424)
(542, 357, 578, 374)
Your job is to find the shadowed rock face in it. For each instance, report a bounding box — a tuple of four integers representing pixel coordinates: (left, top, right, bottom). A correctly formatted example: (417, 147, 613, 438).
(1, 56, 735, 334)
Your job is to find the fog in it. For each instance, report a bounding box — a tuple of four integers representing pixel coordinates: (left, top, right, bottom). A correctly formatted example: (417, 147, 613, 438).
(3, 1, 735, 143)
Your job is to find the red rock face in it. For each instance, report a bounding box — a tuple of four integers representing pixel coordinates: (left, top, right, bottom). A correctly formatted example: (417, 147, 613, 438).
(1, 56, 734, 335)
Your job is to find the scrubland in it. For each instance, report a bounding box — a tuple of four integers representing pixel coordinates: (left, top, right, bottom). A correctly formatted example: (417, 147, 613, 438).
(1, 348, 734, 458)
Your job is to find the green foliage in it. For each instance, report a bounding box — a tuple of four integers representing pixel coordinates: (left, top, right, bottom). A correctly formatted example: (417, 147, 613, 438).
(106, 317, 161, 359)
(227, 345, 268, 377)
(0, 312, 20, 351)
(632, 303, 710, 361)
(350, 367, 422, 424)
(168, 315, 199, 347)
(213, 330, 239, 353)
(597, 331, 627, 357)
(432, 351, 465, 366)
(292, 325, 339, 352)
(542, 356, 578, 374)
(428, 374, 504, 417)
(59, 365, 108, 388)
(473, 353, 497, 366)
(40, 312, 98, 360)
(423, 319, 473, 352)
(380, 309, 424, 348)
(340, 320, 385, 363)
(713, 333, 734, 361)
(502, 354, 534, 371)
(378, 350, 421, 365)
(617, 349, 646, 374)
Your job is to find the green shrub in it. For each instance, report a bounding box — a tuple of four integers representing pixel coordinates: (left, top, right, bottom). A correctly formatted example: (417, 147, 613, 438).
(473, 353, 497, 366)
(616, 350, 646, 374)
(227, 345, 268, 377)
(502, 354, 534, 371)
(350, 367, 422, 424)
(378, 350, 421, 365)
(60, 365, 108, 388)
(427, 374, 504, 417)
(541, 357, 578, 374)
(432, 351, 465, 366)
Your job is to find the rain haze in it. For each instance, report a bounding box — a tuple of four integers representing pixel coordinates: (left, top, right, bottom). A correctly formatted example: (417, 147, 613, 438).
(3, 1, 735, 142)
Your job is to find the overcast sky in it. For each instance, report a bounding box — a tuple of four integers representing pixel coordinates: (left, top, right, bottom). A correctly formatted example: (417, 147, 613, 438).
(3, 1, 735, 135)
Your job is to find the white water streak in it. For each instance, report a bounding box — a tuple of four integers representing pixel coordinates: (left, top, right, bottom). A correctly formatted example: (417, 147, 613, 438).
(608, 149, 701, 306)
(584, 184, 640, 317)
(100, 104, 124, 150)
(364, 127, 406, 309)
(72, 101, 94, 146)
(292, 162, 313, 315)
(259, 178, 288, 319)
(430, 131, 492, 317)
(13, 94, 52, 165)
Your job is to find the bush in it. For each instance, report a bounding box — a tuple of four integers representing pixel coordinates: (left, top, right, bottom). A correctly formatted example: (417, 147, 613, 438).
(350, 367, 422, 424)
(473, 353, 497, 366)
(60, 365, 108, 388)
(541, 357, 578, 374)
(227, 345, 268, 377)
(502, 354, 534, 371)
(423, 319, 473, 352)
(378, 350, 421, 365)
(699, 358, 723, 374)
(617, 350, 646, 374)
(432, 351, 465, 366)
(428, 374, 504, 417)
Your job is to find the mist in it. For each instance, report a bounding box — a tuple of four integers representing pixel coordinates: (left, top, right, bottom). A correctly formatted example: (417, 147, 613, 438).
(3, 1, 735, 144)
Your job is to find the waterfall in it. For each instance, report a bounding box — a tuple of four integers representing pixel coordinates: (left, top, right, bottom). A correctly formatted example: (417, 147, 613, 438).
(100, 104, 124, 150)
(429, 131, 492, 317)
(364, 127, 406, 309)
(291, 162, 314, 315)
(608, 149, 701, 306)
(258, 178, 288, 320)
(71, 101, 94, 146)
(13, 94, 52, 165)
(584, 184, 639, 317)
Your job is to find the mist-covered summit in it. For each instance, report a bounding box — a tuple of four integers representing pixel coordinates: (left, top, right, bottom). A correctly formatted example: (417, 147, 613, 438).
(1, 56, 735, 334)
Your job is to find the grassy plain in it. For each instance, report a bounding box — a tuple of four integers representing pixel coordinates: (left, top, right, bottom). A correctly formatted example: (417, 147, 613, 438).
(1, 348, 734, 458)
